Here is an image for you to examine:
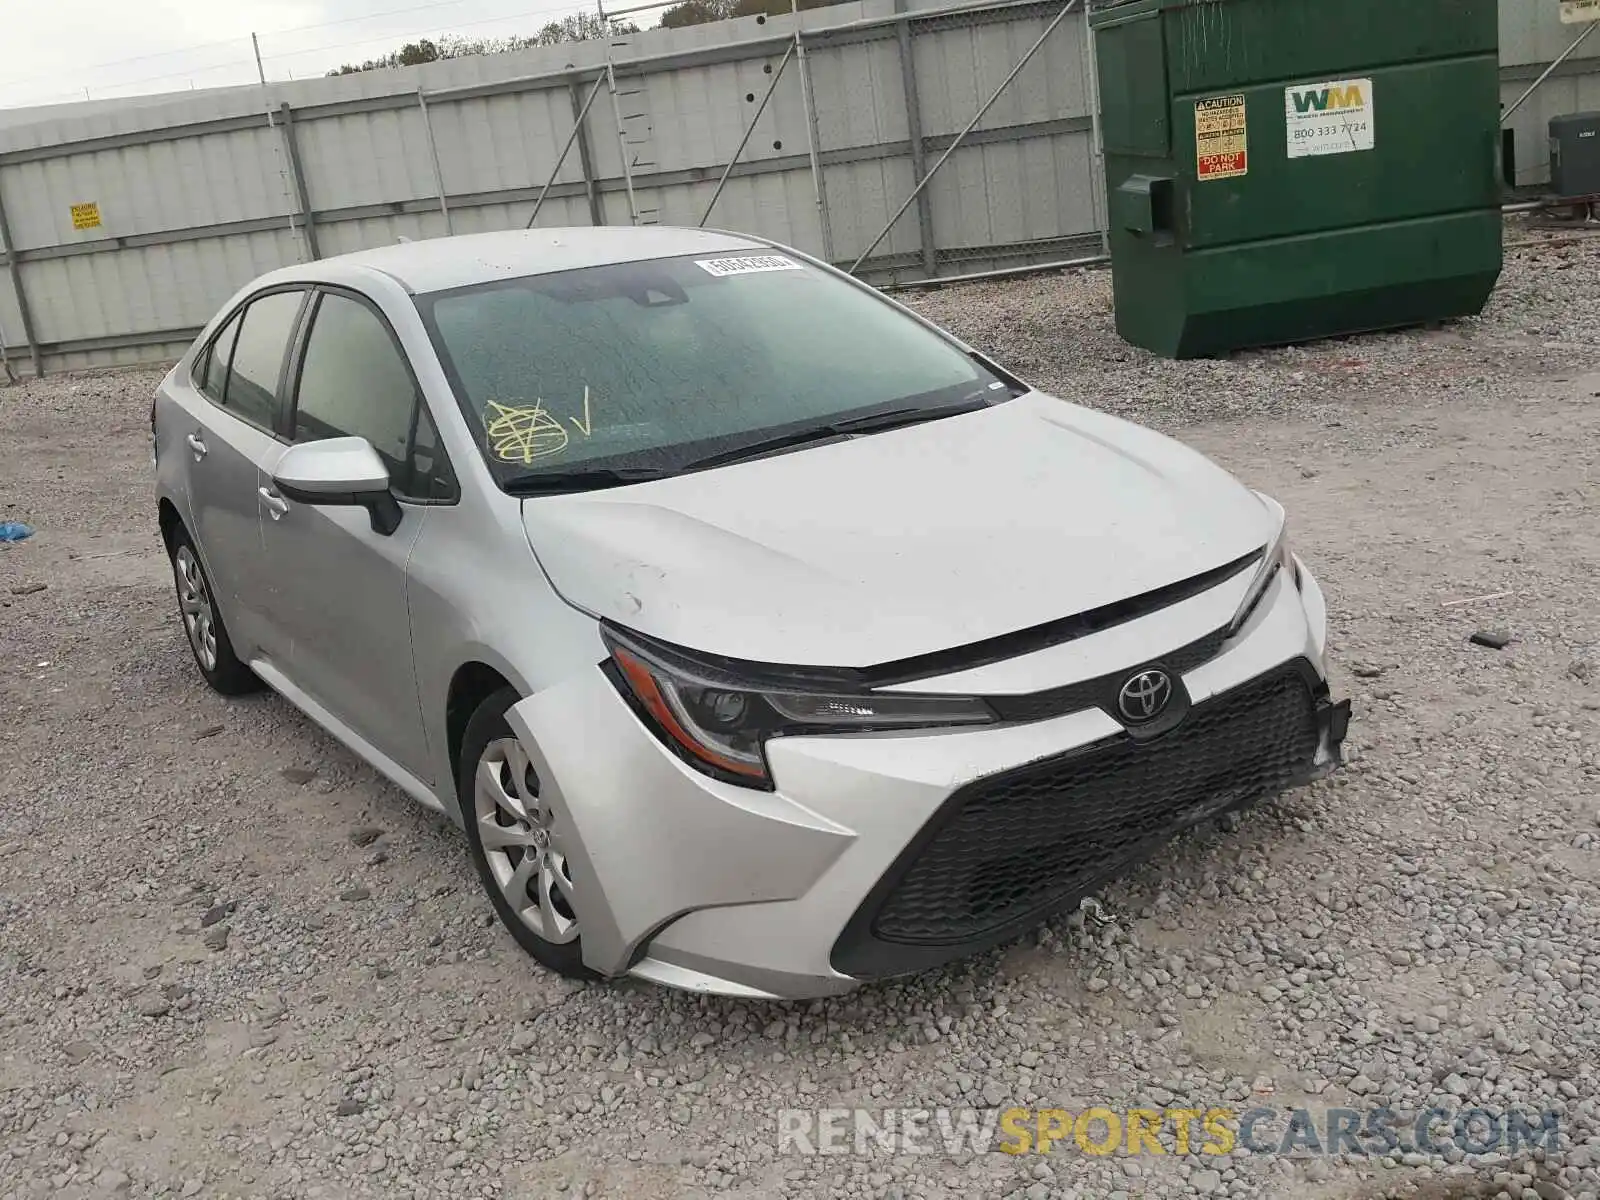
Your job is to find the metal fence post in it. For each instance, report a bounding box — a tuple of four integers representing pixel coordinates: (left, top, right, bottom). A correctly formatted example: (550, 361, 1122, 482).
(849, 0, 1082, 275)
(417, 90, 454, 234)
(568, 76, 605, 225)
(0, 312, 16, 384)
(252, 33, 305, 256)
(604, 60, 644, 225)
(528, 74, 609, 229)
(894, 16, 937, 276)
(277, 103, 320, 259)
(1503, 22, 1598, 124)
(699, 41, 798, 226)
(794, 25, 835, 261)
(1083, 10, 1109, 257)
(0, 182, 42, 378)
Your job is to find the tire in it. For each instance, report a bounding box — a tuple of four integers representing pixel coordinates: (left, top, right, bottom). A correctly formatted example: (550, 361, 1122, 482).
(459, 687, 597, 981)
(169, 526, 261, 696)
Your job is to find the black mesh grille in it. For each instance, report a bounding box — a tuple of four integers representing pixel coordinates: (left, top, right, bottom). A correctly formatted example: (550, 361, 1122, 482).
(869, 664, 1319, 946)
(986, 627, 1230, 724)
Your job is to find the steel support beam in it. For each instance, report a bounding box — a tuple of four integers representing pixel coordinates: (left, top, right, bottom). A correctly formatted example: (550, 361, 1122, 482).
(527, 73, 609, 229)
(277, 103, 320, 259)
(1083, 12, 1109, 258)
(0, 182, 42, 378)
(795, 27, 835, 261)
(417, 90, 454, 234)
(568, 76, 605, 225)
(39, 326, 203, 355)
(1503, 22, 1599, 123)
(699, 39, 797, 226)
(849, 0, 1082, 274)
(895, 16, 937, 276)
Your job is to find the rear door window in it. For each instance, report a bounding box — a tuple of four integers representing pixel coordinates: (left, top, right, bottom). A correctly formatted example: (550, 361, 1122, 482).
(221, 291, 304, 432)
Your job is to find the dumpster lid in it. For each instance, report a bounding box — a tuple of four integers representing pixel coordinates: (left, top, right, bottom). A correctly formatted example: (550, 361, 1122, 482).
(1550, 110, 1600, 129)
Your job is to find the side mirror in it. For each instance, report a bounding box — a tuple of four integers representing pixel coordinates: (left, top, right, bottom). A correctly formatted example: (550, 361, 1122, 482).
(272, 437, 402, 536)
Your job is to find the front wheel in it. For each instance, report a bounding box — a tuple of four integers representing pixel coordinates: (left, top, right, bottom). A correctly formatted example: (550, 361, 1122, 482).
(458, 687, 596, 981)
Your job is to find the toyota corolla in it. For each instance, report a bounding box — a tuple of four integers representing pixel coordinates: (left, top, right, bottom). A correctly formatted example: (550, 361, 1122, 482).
(152, 227, 1349, 999)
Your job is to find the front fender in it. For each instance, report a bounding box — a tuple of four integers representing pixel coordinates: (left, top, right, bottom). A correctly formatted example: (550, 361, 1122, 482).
(503, 669, 853, 976)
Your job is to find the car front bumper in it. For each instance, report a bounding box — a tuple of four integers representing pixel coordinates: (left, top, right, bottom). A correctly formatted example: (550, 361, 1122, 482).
(506, 557, 1345, 1000)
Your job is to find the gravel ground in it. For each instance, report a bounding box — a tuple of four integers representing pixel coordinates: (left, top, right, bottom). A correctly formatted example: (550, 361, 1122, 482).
(2, 224, 1600, 1200)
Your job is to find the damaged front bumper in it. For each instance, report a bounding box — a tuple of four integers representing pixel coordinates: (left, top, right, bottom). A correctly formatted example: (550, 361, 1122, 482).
(503, 558, 1348, 1000)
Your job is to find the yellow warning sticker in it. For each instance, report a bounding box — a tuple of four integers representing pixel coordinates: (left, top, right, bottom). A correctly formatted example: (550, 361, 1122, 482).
(1195, 95, 1248, 181)
(70, 202, 102, 231)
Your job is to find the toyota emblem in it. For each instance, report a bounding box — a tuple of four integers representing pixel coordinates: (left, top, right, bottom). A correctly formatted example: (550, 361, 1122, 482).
(1117, 669, 1173, 723)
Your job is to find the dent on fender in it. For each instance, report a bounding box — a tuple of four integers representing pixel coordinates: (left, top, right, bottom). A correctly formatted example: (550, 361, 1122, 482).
(501, 675, 855, 976)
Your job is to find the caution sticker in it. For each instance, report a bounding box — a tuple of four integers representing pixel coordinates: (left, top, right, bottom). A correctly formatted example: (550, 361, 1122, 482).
(1195, 95, 1248, 181)
(70, 202, 102, 231)
(695, 255, 803, 277)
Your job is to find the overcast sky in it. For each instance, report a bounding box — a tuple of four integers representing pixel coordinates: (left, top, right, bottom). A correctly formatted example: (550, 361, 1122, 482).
(0, 0, 605, 110)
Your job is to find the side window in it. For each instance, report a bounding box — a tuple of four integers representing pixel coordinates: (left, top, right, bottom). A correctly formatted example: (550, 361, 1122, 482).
(293, 293, 453, 501)
(198, 312, 242, 404)
(223, 291, 304, 432)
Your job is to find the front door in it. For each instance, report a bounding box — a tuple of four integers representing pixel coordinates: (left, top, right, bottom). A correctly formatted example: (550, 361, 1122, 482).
(258, 289, 455, 782)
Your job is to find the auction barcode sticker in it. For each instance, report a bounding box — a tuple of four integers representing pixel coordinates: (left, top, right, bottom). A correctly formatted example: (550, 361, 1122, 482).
(696, 255, 803, 277)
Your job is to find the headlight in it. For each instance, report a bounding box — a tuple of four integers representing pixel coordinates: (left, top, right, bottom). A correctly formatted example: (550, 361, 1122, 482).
(603, 627, 996, 788)
(1226, 498, 1295, 638)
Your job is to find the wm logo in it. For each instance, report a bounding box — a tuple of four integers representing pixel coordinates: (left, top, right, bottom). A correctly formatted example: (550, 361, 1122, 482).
(1290, 85, 1365, 113)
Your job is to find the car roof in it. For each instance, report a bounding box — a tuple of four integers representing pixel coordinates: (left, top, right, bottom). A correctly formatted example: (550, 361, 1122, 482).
(278, 226, 773, 295)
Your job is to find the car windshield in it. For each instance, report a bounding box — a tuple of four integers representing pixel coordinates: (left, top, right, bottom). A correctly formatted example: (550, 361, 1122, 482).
(415, 251, 1011, 489)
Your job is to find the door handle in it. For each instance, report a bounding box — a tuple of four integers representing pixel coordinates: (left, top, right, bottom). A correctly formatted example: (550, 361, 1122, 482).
(258, 487, 289, 519)
(186, 433, 208, 459)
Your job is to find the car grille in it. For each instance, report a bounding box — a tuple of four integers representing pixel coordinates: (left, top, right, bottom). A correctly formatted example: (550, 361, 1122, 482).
(985, 626, 1230, 724)
(869, 662, 1320, 946)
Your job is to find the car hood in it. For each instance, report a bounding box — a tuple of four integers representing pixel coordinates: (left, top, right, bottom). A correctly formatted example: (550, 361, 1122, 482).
(520, 393, 1276, 669)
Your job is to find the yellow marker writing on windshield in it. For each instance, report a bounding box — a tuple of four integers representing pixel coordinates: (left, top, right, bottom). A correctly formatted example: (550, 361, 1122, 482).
(486, 400, 569, 463)
(569, 385, 593, 437)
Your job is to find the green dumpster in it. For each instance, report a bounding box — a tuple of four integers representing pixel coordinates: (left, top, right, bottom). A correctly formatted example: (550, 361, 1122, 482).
(1089, 0, 1503, 358)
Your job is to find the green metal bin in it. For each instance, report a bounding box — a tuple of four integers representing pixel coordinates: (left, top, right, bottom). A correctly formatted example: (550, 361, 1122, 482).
(1089, 0, 1503, 358)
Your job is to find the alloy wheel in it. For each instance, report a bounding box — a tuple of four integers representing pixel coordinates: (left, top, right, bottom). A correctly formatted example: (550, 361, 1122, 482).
(473, 736, 579, 944)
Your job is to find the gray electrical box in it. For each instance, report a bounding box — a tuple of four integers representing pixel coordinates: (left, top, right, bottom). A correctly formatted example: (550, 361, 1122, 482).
(1551, 111, 1600, 199)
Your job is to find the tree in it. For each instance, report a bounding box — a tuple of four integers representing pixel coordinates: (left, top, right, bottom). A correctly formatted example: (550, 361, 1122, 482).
(658, 0, 842, 28)
(328, 19, 635, 75)
(658, 0, 734, 28)
(329, 38, 448, 75)
(531, 13, 621, 45)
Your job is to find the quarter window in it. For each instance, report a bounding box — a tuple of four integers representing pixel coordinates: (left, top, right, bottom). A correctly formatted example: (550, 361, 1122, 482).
(197, 312, 242, 404)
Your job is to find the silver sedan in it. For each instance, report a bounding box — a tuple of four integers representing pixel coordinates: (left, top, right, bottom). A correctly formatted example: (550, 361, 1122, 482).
(152, 227, 1348, 999)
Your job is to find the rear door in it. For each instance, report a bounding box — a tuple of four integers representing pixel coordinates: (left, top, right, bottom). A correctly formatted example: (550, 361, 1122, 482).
(259, 287, 456, 780)
(175, 289, 307, 659)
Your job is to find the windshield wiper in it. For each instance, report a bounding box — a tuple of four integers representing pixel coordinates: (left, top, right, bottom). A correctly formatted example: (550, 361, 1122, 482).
(677, 425, 852, 473)
(827, 401, 987, 435)
(502, 466, 676, 494)
(679, 400, 989, 473)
